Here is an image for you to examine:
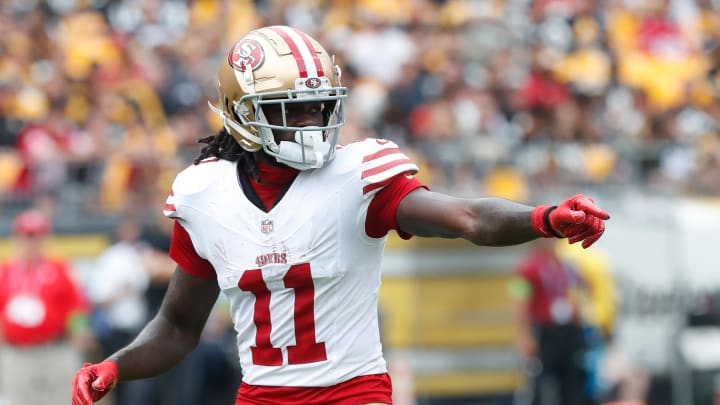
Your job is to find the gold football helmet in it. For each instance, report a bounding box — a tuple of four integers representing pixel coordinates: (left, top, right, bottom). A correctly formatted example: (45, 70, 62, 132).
(209, 25, 347, 170)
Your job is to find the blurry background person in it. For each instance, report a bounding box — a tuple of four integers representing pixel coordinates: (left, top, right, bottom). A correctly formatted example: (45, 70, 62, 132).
(556, 241, 644, 404)
(510, 238, 594, 405)
(0, 209, 91, 404)
(137, 200, 176, 338)
(113, 206, 240, 405)
(86, 216, 150, 405)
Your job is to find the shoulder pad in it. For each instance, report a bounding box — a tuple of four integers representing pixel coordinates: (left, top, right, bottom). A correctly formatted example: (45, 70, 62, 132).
(163, 158, 227, 218)
(354, 138, 418, 197)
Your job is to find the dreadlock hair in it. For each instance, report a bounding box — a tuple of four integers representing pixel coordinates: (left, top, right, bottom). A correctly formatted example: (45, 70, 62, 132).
(194, 128, 259, 180)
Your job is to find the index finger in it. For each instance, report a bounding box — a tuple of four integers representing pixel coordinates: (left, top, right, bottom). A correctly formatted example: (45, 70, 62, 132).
(575, 198, 610, 220)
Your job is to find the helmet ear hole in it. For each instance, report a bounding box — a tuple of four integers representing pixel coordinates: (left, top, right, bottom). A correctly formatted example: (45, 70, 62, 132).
(229, 102, 243, 123)
(223, 98, 235, 120)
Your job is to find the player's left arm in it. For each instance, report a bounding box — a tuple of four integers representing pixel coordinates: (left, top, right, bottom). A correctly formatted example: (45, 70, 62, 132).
(396, 189, 610, 248)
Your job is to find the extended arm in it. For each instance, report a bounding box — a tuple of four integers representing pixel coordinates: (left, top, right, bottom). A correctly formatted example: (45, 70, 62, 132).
(396, 189, 537, 246)
(72, 267, 219, 404)
(396, 189, 609, 248)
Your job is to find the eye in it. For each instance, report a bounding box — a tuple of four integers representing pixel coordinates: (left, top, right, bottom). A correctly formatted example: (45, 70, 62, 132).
(286, 102, 323, 115)
(309, 103, 323, 114)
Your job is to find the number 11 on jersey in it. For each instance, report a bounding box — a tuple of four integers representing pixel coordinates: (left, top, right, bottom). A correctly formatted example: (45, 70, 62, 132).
(238, 263, 328, 366)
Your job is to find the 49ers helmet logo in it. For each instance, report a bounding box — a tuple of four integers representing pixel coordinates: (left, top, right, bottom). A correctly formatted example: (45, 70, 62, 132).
(229, 38, 265, 72)
(305, 78, 321, 88)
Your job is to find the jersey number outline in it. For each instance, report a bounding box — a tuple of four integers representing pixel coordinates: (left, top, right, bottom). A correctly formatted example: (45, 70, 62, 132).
(238, 263, 327, 366)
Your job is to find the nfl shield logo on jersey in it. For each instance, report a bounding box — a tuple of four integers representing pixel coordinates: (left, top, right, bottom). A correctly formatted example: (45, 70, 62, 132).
(260, 219, 273, 234)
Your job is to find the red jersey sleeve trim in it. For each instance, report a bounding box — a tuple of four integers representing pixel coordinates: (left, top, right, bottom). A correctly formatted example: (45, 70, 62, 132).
(169, 221, 216, 279)
(163, 191, 178, 218)
(366, 173, 427, 239)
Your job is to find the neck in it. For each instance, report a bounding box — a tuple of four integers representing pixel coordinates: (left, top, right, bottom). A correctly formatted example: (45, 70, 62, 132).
(254, 162, 299, 186)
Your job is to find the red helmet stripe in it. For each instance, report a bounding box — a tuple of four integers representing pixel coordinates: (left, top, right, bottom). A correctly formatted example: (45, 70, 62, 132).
(269, 26, 309, 78)
(292, 28, 324, 77)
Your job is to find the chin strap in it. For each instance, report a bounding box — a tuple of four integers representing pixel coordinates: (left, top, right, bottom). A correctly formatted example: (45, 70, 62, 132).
(275, 128, 329, 170)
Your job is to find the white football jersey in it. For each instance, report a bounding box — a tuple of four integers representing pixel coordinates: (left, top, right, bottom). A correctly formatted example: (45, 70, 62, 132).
(164, 139, 418, 387)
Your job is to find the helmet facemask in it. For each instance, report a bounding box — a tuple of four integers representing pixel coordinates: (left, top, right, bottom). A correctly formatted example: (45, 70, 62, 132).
(238, 82, 346, 170)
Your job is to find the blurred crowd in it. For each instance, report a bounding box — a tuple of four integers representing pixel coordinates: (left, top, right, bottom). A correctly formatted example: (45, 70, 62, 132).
(2, 2, 718, 403)
(1, 0, 719, 228)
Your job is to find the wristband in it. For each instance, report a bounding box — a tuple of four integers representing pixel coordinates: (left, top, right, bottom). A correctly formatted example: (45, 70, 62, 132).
(543, 206, 563, 238)
(531, 205, 562, 238)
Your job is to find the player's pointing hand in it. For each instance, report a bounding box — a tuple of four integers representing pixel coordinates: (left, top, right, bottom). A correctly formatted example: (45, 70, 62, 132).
(532, 194, 610, 249)
(71, 361, 118, 405)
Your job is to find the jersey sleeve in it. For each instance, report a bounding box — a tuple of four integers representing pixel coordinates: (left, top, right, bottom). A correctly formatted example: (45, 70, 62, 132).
(366, 173, 427, 239)
(163, 160, 215, 219)
(359, 139, 419, 198)
(163, 163, 217, 278)
(169, 221, 216, 279)
(163, 190, 179, 218)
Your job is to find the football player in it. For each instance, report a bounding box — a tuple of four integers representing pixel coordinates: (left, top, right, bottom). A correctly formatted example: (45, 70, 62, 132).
(72, 25, 609, 405)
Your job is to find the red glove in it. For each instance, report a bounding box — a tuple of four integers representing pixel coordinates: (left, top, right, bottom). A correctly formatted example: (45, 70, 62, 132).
(71, 360, 118, 405)
(531, 194, 610, 249)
